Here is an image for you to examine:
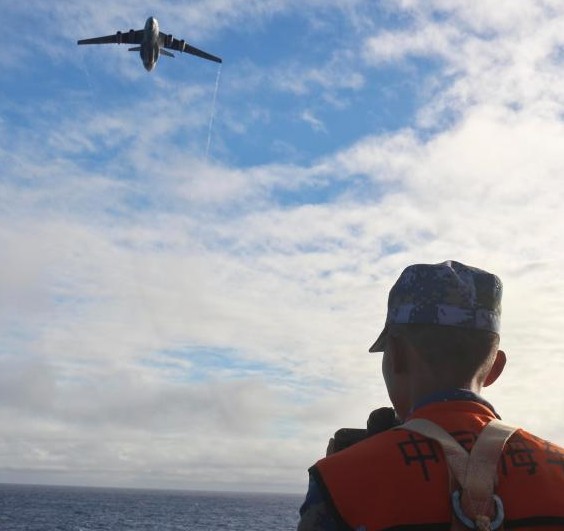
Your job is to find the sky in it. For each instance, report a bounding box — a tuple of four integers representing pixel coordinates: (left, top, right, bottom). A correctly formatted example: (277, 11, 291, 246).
(1, 0, 564, 494)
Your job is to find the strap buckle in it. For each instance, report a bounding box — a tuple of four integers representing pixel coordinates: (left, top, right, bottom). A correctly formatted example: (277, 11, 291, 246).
(451, 490, 505, 530)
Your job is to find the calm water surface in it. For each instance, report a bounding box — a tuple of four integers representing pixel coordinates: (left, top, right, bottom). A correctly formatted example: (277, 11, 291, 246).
(0, 483, 302, 530)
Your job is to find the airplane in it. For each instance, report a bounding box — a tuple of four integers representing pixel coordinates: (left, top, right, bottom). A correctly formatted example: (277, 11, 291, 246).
(77, 17, 222, 71)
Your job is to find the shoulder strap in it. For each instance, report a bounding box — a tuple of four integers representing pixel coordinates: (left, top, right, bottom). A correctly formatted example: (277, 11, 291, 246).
(398, 418, 518, 530)
(463, 420, 517, 507)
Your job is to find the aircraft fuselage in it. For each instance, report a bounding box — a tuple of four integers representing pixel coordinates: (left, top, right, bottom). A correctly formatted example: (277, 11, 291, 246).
(141, 17, 160, 71)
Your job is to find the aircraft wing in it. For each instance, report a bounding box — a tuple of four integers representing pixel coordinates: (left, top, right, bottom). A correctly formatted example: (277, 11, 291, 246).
(160, 33, 222, 63)
(78, 30, 144, 46)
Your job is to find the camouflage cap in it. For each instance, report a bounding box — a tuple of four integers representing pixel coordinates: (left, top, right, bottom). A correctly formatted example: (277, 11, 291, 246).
(369, 260, 502, 352)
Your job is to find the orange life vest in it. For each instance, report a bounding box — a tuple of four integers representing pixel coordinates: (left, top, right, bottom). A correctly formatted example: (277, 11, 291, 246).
(313, 401, 564, 530)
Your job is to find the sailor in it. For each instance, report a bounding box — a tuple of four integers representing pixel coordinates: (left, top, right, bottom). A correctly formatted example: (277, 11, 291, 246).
(298, 260, 564, 530)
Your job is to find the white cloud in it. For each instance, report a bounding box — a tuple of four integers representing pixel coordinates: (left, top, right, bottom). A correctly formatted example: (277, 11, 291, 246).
(363, 1, 564, 127)
(2, 0, 564, 493)
(272, 57, 365, 96)
(299, 110, 327, 132)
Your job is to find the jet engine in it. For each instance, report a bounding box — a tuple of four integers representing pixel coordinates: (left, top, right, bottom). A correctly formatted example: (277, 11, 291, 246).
(116, 31, 122, 44)
(128, 29, 135, 42)
(179, 39, 185, 52)
(166, 34, 173, 47)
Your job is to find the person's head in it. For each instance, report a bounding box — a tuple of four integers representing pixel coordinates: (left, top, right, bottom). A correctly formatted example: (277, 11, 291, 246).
(369, 260, 506, 419)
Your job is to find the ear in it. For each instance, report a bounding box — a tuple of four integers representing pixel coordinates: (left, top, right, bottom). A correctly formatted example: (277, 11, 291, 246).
(483, 350, 506, 387)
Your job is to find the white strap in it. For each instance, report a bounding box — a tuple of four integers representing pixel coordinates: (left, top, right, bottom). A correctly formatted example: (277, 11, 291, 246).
(462, 420, 517, 516)
(398, 418, 518, 530)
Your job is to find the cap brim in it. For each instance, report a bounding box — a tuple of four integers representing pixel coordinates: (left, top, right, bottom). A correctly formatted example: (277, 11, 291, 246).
(369, 326, 388, 353)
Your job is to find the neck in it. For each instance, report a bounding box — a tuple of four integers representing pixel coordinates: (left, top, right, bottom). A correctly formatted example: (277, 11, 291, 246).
(413, 381, 481, 403)
(400, 375, 483, 421)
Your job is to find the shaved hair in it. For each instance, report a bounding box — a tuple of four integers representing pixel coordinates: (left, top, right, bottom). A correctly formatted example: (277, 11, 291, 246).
(388, 324, 500, 385)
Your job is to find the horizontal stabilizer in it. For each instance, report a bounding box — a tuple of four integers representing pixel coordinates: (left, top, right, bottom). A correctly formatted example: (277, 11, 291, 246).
(128, 47, 142, 52)
(160, 48, 175, 58)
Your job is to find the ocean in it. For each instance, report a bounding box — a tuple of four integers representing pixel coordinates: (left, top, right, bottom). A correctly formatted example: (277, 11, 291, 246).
(0, 483, 303, 530)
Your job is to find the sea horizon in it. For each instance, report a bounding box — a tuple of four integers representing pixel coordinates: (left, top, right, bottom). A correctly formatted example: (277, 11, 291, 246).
(0, 480, 304, 497)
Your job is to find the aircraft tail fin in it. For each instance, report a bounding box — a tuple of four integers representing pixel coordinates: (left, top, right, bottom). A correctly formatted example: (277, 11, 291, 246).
(160, 48, 175, 58)
(128, 47, 142, 52)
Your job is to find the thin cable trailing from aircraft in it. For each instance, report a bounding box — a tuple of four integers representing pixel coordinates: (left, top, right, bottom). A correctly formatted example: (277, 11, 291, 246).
(206, 64, 222, 161)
